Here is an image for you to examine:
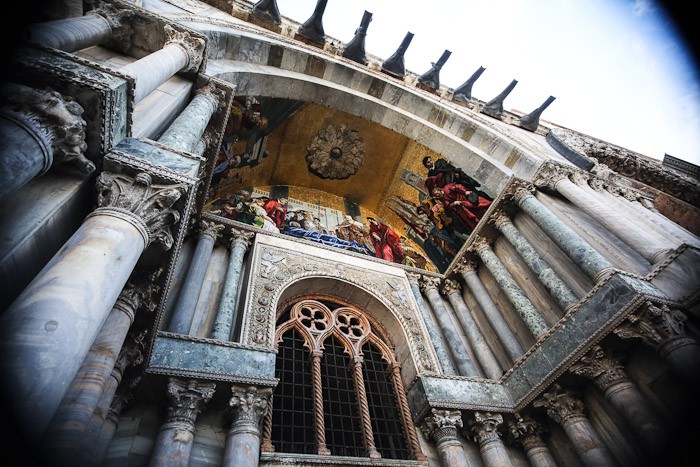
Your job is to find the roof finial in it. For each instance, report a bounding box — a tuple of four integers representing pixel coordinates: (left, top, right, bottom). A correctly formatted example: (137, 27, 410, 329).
(416, 49, 451, 92)
(342, 10, 373, 65)
(381, 32, 414, 79)
(453, 66, 486, 104)
(483, 79, 518, 119)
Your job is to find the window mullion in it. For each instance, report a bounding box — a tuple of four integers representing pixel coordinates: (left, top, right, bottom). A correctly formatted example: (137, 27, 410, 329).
(350, 356, 382, 459)
(389, 362, 427, 460)
(310, 350, 331, 455)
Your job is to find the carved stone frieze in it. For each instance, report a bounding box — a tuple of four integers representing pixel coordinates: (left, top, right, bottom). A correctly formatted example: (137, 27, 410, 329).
(165, 377, 216, 424)
(613, 301, 688, 349)
(532, 384, 586, 425)
(95, 172, 187, 250)
(164, 24, 206, 72)
(306, 124, 365, 179)
(229, 384, 273, 427)
(568, 345, 628, 391)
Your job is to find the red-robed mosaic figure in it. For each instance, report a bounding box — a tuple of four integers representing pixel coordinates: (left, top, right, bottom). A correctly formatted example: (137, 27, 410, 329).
(367, 217, 405, 264)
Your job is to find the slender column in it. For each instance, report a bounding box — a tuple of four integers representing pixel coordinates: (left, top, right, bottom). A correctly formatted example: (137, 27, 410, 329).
(493, 211, 578, 311)
(406, 272, 455, 374)
(421, 409, 469, 467)
(168, 220, 224, 335)
(27, 3, 133, 52)
(223, 385, 273, 467)
(636, 196, 700, 247)
(507, 414, 558, 467)
(569, 345, 667, 453)
(0, 171, 184, 440)
(157, 83, 223, 154)
(419, 277, 479, 376)
(613, 302, 700, 386)
(389, 363, 427, 461)
(0, 83, 93, 200)
(309, 352, 330, 455)
(352, 357, 382, 459)
(514, 186, 614, 282)
(442, 279, 502, 379)
(455, 260, 524, 361)
(41, 280, 153, 463)
(119, 25, 205, 103)
(554, 173, 673, 262)
(534, 384, 616, 467)
(210, 229, 255, 340)
(467, 412, 514, 467)
(148, 378, 216, 467)
(472, 237, 549, 338)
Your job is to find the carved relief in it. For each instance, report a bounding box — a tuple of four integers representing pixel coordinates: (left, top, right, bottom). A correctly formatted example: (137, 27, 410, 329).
(613, 301, 688, 349)
(164, 24, 206, 72)
(229, 384, 273, 427)
(165, 378, 216, 424)
(533, 384, 586, 425)
(306, 124, 365, 179)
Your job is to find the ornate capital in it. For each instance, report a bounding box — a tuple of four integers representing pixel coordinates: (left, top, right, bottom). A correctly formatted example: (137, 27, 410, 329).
(470, 235, 491, 253)
(569, 171, 590, 187)
(115, 267, 163, 318)
(1, 82, 93, 174)
(511, 183, 536, 204)
(588, 177, 607, 192)
(469, 412, 504, 445)
(453, 257, 478, 275)
(96, 172, 186, 250)
(231, 228, 255, 249)
(491, 210, 511, 229)
(418, 276, 441, 294)
(165, 378, 216, 425)
(441, 278, 461, 296)
(507, 414, 548, 451)
(533, 162, 571, 191)
(533, 384, 586, 425)
(164, 24, 206, 72)
(420, 409, 463, 442)
(195, 81, 225, 107)
(90, 3, 135, 52)
(613, 302, 688, 349)
(405, 271, 422, 286)
(114, 329, 147, 375)
(229, 385, 273, 427)
(569, 345, 628, 391)
(200, 219, 225, 240)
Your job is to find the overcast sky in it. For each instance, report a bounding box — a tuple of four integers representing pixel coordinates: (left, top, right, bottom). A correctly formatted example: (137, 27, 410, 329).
(277, 0, 700, 166)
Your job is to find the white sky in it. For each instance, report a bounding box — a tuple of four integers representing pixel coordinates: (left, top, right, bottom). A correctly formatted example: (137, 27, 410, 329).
(278, 0, 700, 166)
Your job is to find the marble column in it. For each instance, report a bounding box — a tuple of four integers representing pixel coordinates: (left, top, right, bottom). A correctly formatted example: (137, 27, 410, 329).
(223, 385, 273, 467)
(211, 229, 255, 341)
(90, 378, 140, 466)
(148, 378, 216, 467)
(534, 384, 616, 467)
(613, 302, 700, 386)
(442, 279, 502, 379)
(467, 412, 514, 467)
(569, 345, 667, 453)
(406, 272, 456, 374)
(157, 82, 223, 154)
(554, 173, 674, 263)
(419, 277, 479, 377)
(0, 171, 184, 440)
(492, 211, 578, 311)
(514, 186, 614, 282)
(28, 3, 133, 52)
(421, 409, 469, 467)
(41, 280, 153, 462)
(168, 220, 224, 335)
(472, 237, 549, 338)
(0, 83, 93, 200)
(455, 260, 524, 362)
(507, 414, 558, 467)
(119, 24, 205, 103)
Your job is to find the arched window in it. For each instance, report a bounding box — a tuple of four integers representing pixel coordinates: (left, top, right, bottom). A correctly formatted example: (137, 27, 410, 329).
(263, 298, 423, 460)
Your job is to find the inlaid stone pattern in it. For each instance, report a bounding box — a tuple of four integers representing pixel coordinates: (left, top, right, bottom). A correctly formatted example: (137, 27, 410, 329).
(242, 244, 437, 372)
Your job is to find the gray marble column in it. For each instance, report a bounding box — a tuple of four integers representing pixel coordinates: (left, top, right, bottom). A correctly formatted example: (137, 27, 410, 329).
(534, 384, 616, 467)
(157, 83, 223, 154)
(493, 211, 578, 311)
(28, 3, 133, 52)
(149, 378, 216, 467)
(514, 186, 614, 282)
(420, 277, 479, 377)
(569, 345, 667, 454)
(421, 409, 470, 467)
(119, 25, 205, 103)
(472, 237, 549, 338)
(406, 272, 456, 374)
(507, 414, 558, 467)
(442, 280, 502, 379)
(211, 229, 255, 341)
(455, 260, 524, 362)
(613, 302, 700, 386)
(223, 385, 273, 467)
(0, 83, 93, 200)
(467, 412, 514, 467)
(168, 220, 224, 335)
(631, 193, 700, 248)
(0, 171, 184, 440)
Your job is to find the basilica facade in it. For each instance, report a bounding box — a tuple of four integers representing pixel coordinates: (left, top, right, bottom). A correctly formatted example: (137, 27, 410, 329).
(1, 1, 699, 466)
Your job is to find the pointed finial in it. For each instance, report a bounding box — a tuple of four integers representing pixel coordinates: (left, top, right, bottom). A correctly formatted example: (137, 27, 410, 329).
(296, 0, 328, 46)
(342, 10, 373, 65)
(520, 96, 556, 131)
(381, 32, 414, 79)
(482, 79, 518, 119)
(417, 49, 451, 91)
(453, 66, 486, 104)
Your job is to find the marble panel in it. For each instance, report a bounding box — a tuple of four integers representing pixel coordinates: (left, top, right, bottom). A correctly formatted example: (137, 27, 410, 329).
(114, 138, 201, 177)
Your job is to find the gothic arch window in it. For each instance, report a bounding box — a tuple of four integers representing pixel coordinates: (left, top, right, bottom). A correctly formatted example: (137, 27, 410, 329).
(263, 298, 424, 460)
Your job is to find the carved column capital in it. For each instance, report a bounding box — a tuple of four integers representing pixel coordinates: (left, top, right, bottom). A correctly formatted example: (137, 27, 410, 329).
(114, 329, 147, 375)
(165, 378, 216, 426)
(533, 162, 571, 191)
(470, 235, 491, 253)
(491, 210, 511, 229)
(115, 268, 163, 318)
(468, 411, 504, 445)
(405, 271, 422, 286)
(228, 385, 273, 427)
(230, 228, 255, 249)
(569, 171, 590, 187)
(420, 409, 463, 443)
(512, 183, 536, 204)
(507, 414, 549, 451)
(199, 219, 225, 240)
(588, 177, 607, 192)
(569, 345, 628, 391)
(533, 384, 586, 425)
(195, 81, 226, 107)
(95, 172, 186, 251)
(613, 302, 688, 350)
(418, 276, 441, 294)
(89, 3, 135, 52)
(440, 278, 461, 296)
(454, 257, 478, 275)
(164, 24, 206, 72)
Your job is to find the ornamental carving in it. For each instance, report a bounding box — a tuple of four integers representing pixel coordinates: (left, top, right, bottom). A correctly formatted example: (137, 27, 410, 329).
(613, 302, 688, 349)
(468, 412, 504, 444)
(420, 409, 463, 442)
(569, 345, 628, 391)
(533, 384, 586, 425)
(90, 2, 135, 53)
(164, 24, 206, 72)
(507, 414, 548, 451)
(306, 124, 365, 179)
(229, 384, 273, 426)
(165, 378, 216, 424)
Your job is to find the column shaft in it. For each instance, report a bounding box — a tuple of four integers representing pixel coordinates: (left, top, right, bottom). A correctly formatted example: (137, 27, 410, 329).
(516, 190, 613, 281)
(604, 381, 667, 452)
(224, 385, 272, 467)
(120, 43, 189, 104)
(0, 209, 147, 440)
(561, 417, 616, 467)
(211, 234, 252, 341)
(157, 88, 219, 154)
(525, 445, 558, 467)
(28, 15, 112, 52)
